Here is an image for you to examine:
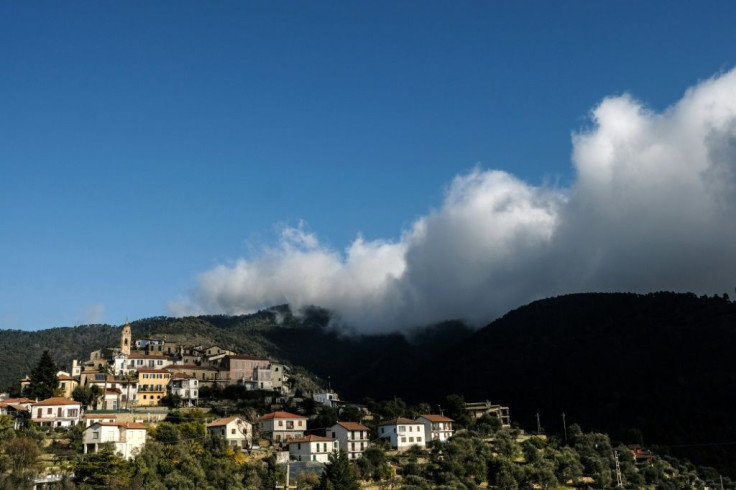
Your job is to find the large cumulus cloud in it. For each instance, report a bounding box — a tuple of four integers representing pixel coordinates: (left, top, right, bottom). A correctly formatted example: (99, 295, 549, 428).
(171, 68, 736, 333)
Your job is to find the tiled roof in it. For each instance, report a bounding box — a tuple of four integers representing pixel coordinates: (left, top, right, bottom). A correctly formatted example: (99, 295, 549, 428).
(206, 416, 245, 427)
(167, 364, 219, 371)
(288, 435, 334, 444)
(0, 397, 35, 405)
(33, 397, 81, 406)
(86, 422, 147, 430)
(258, 411, 306, 421)
(378, 417, 417, 426)
(226, 355, 269, 361)
(334, 421, 370, 431)
(417, 414, 454, 423)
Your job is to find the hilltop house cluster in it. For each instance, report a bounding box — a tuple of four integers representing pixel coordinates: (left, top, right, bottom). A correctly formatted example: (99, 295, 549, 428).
(21, 322, 288, 410)
(9, 325, 510, 464)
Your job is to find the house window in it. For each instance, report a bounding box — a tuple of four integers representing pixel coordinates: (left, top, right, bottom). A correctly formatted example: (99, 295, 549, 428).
(278, 421, 283, 427)
(231, 429, 236, 435)
(401, 437, 407, 443)
(417, 437, 422, 442)
(286, 421, 294, 430)
(409, 437, 414, 443)
(92, 431, 99, 439)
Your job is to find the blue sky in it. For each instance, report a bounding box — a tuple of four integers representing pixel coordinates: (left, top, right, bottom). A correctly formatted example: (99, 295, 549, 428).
(2, 2, 736, 331)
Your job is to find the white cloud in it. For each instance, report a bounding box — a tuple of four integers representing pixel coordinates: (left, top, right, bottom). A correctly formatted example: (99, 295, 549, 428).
(171, 68, 736, 332)
(79, 304, 106, 325)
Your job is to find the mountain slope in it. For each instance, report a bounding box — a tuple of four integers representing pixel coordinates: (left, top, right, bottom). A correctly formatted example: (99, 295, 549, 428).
(404, 292, 736, 475)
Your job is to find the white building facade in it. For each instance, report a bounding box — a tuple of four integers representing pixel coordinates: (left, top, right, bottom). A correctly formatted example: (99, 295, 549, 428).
(83, 422, 147, 460)
(31, 397, 82, 427)
(206, 416, 252, 448)
(377, 417, 426, 451)
(416, 414, 454, 443)
(327, 421, 370, 460)
(258, 411, 307, 443)
(288, 435, 338, 463)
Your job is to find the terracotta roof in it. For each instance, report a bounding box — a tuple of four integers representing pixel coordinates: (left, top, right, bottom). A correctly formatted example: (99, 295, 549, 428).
(57, 374, 76, 381)
(5, 404, 29, 412)
(206, 416, 245, 427)
(378, 417, 418, 426)
(33, 397, 81, 406)
(86, 422, 147, 430)
(417, 414, 454, 423)
(226, 355, 269, 361)
(334, 421, 370, 431)
(0, 397, 35, 405)
(136, 368, 171, 373)
(129, 354, 169, 359)
(258, 411, 306, 421)
(288, 435, 335, 444)
(167, 364, 219, 371)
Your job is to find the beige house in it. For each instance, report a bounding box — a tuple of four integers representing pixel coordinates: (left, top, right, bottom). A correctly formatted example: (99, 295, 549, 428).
(83, 422, 147, 460)
(258, 411, 307, 443)
(206, 416, 252, 448)
(57, 374, 78, 398)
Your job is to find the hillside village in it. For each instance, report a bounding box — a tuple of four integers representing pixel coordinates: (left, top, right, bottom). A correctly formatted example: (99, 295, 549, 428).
(1, 323, 730, 489)
(2, 324, 509, 484)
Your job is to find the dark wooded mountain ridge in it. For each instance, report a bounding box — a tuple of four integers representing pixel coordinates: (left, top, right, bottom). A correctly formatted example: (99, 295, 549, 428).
(3, 292, 735, 474)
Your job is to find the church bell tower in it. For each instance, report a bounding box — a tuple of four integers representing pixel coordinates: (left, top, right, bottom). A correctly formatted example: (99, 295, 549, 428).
(121, 321, 132, 356)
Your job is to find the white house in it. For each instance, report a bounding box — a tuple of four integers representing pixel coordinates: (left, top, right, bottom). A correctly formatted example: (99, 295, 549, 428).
(82, 414, 117, 427)
(377, 417, 426, 451)
(31, 397, 82, 427)
(258, 411, 308, 443)
(327, 421, 370, 460)
(313, 391, 341, 408)
(288, 435, 338, 463)
(169, 373, 199, 406)
(0, 397, 34, 429)
(416, 414, 454, 443)
(206, 416, 252, 448)
(83, 422, 147, 460)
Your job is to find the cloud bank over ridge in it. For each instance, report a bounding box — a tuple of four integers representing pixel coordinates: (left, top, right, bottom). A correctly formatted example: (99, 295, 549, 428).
(171, 69, 736, 332)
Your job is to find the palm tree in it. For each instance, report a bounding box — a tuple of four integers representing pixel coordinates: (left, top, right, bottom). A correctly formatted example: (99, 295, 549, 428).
(99, 363, 114, 410)
(124, 370, 137, 410)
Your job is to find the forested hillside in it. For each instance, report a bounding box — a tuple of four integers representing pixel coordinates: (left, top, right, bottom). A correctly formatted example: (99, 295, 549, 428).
(3, 292, 735, 475)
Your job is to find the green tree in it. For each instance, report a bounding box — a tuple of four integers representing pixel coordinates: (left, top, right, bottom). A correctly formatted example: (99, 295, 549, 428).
(4, 437, 39, 474)
(318, 451, 359, 490)
(72, 386, 96, 408)
(26, 351, 58, 400)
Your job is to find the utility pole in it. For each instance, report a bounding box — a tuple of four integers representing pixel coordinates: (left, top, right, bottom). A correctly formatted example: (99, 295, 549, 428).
(536, 413, 542, 434)
(562, 412, 567, 444)
(275, 462, 297, 490)
(613, 450, 624, 488)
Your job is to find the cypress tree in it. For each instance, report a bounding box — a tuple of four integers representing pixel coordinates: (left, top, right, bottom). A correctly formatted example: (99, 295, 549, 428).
(27, 350, 58, 400)
(319, 451, 359, 490)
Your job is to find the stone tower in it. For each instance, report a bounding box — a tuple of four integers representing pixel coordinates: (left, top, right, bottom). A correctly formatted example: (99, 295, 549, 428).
(120, 321, 132, 356)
